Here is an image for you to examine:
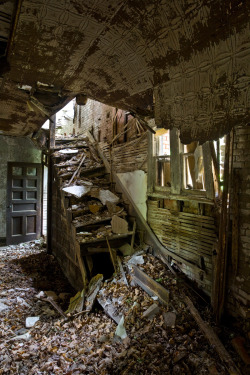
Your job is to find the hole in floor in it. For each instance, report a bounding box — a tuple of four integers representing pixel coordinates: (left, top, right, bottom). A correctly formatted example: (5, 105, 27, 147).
(90, 253, 114, 280)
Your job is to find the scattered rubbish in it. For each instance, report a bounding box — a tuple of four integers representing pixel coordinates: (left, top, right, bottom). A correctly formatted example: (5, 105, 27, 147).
(131, 265, 169, 305)
(0, 241, 243, 374)
(59, 148, 78, 154)
(151, 295, 158, 301)
(35, 291, 45, 300)
(66, 289, 85, 314)
(44, 296, 68, 319)
(111, 215, 129, 234)
(142, 303, 160, 320)
(0, 300, 9, 312)
(117, 256, 129, 286)
(119, 243, 133, 256)
(98, 189, 119, 205)
(62, 185, 91, 198)
(89, 203, 102, 214)
(9, 332, 32, 341)
(16, 296, 31, 308)
(85, 274, 103, 313)
(163, 311, 176, 328)
(127, 255, 144, 267)
(44, 290, 58, 301)
(97, 291, 123, 324)
(115, 315, 127, 339)
(25, 316, 40, 328)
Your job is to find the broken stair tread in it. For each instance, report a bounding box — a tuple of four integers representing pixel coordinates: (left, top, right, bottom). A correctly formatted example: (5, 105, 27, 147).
(60, 165, 105, 178)
(78, 232, 134, 245)
(52, 143, 88, 150)
(73, 212, 125, 228)
(73, 216, 113, 228)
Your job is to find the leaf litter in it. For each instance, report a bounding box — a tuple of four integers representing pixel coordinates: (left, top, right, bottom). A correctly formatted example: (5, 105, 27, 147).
(0, 240, 241, 374)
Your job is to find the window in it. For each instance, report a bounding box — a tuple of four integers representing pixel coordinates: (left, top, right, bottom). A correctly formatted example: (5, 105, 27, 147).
(181, 142, 205, 190)
(154, 130, 171, 187)
(214, 136, 226, 185)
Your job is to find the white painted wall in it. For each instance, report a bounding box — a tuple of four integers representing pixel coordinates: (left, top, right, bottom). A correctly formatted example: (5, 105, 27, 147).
(117, 170, 147, 219)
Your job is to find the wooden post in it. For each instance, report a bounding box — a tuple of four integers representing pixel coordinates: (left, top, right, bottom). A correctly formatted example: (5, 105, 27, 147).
(202, 142, 214, 200)
(212, 133, 230, 323)
(47, 114, 56, 254)
(170, 128, 181, 194)
(147, 131, 154, 194)
(209, 141, 220, 197)
(49, 114, 56, 149)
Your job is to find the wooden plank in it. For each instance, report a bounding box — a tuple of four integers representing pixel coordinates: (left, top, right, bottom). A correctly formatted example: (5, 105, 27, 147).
(130, 220, 136, 251)
(78, 232, 134, 245)
(148, 191, 214, 205)
(148, 212, 216, 229)
(148, 206, 215, 223)
(67, 154, 86, 186)
(202, 142, 214, 200)
(87, 247, 109, 254)
(106, 238, 118, 273)
(184, 296, 241, 375)
(49, 114, 56, 149)
(75, 240, 88, 288)
(117, 256, 129, 286)
(132, 265, 169, 305)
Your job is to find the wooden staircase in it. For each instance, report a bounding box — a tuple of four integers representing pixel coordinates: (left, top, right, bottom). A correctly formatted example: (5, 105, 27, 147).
(50, 136, 136, 291)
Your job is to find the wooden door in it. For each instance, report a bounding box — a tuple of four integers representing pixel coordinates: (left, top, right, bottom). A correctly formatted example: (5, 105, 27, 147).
(7, 163, 42, 245)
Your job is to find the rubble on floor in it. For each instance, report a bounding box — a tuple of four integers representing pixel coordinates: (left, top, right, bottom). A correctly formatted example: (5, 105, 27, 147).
(1, 241, 249, 374)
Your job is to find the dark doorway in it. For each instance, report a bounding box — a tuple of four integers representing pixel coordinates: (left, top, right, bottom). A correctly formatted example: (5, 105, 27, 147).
(6, 163, 42, 245)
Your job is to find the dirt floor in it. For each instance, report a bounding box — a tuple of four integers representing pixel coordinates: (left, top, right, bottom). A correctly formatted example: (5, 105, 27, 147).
(0, 241, 248, 374)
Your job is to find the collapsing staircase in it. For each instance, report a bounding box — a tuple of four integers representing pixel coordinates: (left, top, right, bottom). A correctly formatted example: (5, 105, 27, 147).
(50, 136, 136, 290)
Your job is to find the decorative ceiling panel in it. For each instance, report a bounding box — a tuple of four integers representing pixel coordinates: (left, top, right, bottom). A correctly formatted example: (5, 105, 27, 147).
(0, 0, 249, 138)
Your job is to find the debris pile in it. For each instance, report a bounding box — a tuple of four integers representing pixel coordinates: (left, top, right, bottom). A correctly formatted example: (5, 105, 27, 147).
(1, 242, 246, 374)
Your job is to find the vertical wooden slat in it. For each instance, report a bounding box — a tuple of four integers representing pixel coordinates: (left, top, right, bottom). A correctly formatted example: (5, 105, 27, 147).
(170, 128, 181, 194)
(47, 114, 56, 253)
(209, 141, 220, 197)
(212, 133, 230, 323)
(202, 142, 214, 200)
(147, 132, 154, 193)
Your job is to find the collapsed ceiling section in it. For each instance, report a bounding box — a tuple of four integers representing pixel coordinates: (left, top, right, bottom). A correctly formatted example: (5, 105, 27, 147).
(0, 0, 249, 141)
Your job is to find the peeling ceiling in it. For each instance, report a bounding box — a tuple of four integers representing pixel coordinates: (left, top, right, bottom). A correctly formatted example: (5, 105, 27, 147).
(0, 0, 249, 142)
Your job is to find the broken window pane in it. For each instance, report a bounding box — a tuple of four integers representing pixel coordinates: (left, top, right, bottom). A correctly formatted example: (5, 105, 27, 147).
(12, 167, 23, 176)
(27, 167, 37, 176)
(154, 130, 171, 187)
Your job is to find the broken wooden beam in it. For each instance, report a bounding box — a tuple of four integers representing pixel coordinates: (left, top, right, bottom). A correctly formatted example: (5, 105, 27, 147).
(131, 265, 169, 305)
(67, 154, 86, 186)
(184, 296, 241, 375)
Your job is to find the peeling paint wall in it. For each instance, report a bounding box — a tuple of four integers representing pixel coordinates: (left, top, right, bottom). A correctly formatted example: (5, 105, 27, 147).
(117, 171, 147, 220)
(0, 136, 41, 242)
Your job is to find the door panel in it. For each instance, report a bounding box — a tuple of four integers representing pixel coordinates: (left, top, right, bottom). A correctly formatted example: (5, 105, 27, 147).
(7, 163, 42, 245)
